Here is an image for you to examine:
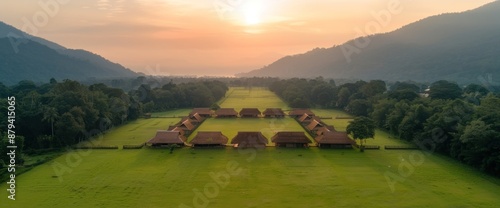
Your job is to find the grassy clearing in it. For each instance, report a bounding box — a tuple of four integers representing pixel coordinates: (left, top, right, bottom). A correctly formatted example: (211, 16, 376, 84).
(219, 87, 288, 111)
(1, 88, 499, 207)
(188, 118, 312, 146)
(150, 109, 191, 117)
(1, 148, 499, 207)
(80, 116, 185, 148)
(313, 108, 410, 146)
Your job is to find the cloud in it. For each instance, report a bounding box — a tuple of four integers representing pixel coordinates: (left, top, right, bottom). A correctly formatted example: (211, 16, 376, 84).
(56, 22, 183, 35)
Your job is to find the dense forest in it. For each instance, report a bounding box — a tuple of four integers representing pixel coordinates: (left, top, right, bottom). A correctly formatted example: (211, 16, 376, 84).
(0, 78, 228, 166)
(269, 78, 500, 176)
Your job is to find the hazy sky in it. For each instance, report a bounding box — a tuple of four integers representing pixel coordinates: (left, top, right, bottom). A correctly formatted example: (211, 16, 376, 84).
(0, 0, 495, 76)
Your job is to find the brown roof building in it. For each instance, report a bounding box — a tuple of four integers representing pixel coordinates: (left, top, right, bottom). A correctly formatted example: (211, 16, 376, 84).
(178, 117, 195, 125)
(168, 125, 185, 135)
(147, 130, 186, 146)
(298, 114, 322, 124)
(189, 108, 213, 118)
(262, 108, 286, 118)
(289, 109, 315, 117)
(307, 120, 324, 131)
(239, 108, 262, 118)
(231, 132, 268, 149)
(190, 113, 204, 123)
(271, 132, 312, 148)
(315, 131, 354, 148)
(190, 131, 229, 147)
(177, 119, 195, 132)
(316, 125, 336, 136)
(215, 108, 238, 118)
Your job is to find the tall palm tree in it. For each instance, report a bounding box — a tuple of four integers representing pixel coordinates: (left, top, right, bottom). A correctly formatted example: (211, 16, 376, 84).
(43, 107, 59, 138)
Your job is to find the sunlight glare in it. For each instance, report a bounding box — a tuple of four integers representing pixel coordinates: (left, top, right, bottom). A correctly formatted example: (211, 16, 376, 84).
(243, 1, 263, 25)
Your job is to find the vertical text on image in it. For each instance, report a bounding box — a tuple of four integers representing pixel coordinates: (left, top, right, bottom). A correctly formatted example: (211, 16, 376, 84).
(6, 96, 17, 200)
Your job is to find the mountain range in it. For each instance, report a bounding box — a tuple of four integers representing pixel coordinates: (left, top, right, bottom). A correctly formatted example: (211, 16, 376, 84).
(238, 1, 500, 85)
(0, 21, 138, 86)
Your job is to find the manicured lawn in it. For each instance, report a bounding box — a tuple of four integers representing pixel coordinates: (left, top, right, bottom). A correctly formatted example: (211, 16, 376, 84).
(1, 88, 499, 207)
(312, 108, 411, 146)
(2, 148, 499, 207)
(219, 87, 289, 111)
(150, 109, 191, 117)
(79, 116, 185, 148)
(188, 118, 313, 146)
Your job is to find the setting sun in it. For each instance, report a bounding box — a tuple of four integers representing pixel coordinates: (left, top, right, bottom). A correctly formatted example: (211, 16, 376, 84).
(242, 1, 264, 25)
(1, 0, 500, 207)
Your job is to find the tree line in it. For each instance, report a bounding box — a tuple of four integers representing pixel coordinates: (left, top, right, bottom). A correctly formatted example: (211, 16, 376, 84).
(270, 78, 499, 177)
(0, 79, 228, 166)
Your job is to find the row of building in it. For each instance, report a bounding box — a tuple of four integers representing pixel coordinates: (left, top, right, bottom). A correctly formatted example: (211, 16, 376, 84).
(146, 108, 356, 148)
(147, 129, 354, 149)
(187, 108, 324, 118)
(294, 111, 355, 148)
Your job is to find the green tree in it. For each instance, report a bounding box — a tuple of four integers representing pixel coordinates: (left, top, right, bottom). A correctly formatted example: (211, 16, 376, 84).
(421, 99, 474, 154)
(429, 80, 462, 100)
(459, 120, 500, 173)
(55, 112, 85, 146)
(311, 83, 335, 107)
(388, 89, 419, 101)
(397, 104, 430, 141)
(42, 107, 59, 139)
(347, 117, 376, 152)
(346, 99, 371, 116)
(371, 99, 396, 128)
(463, 83, 489, 96)
(336, 87, 351, 108)
(385, 101, 410, 135)
(360, 80, 386, 97)
(390, 82, 420, 92)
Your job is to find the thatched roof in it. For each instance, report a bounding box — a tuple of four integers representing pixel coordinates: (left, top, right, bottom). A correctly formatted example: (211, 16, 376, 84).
(190, 113, 204, 122)
(190, 132, 229, 145)
(316, 125, 336, 136)
(168, 125, 185, 135)
(179, 119, 195, 130)
(271, 132, 311, 144)
(315, 131, 354, 145)
(239, 108, 262, 117)
(298, 113, 314, 122)
(215, 108, 238, 116)
(147, 130, 186, 145)
(289, 109, 315, 117)
(262, 108, 285, 116)
(231, 132, 268, 146)
(178, 116, 195, 124)
(307, 120, 324, 131)
(189, 108, 213, 116)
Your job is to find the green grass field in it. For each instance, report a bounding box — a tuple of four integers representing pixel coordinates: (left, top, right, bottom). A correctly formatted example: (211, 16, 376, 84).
(188, 118, 313, 146)
(79, 117, 182, 148)
(219, 87, 288, 111)
(1, 87, 499, 207)
(150, 109, 191, 117)
(2, 148, 499, 207)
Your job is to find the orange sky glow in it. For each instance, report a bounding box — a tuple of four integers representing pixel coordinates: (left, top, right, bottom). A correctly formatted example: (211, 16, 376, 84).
(0, 0, 495, 76)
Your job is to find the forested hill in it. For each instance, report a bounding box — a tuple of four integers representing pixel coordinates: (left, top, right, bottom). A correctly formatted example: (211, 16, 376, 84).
(0, 21, 138, 85)
(238, 1, 500, 84)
